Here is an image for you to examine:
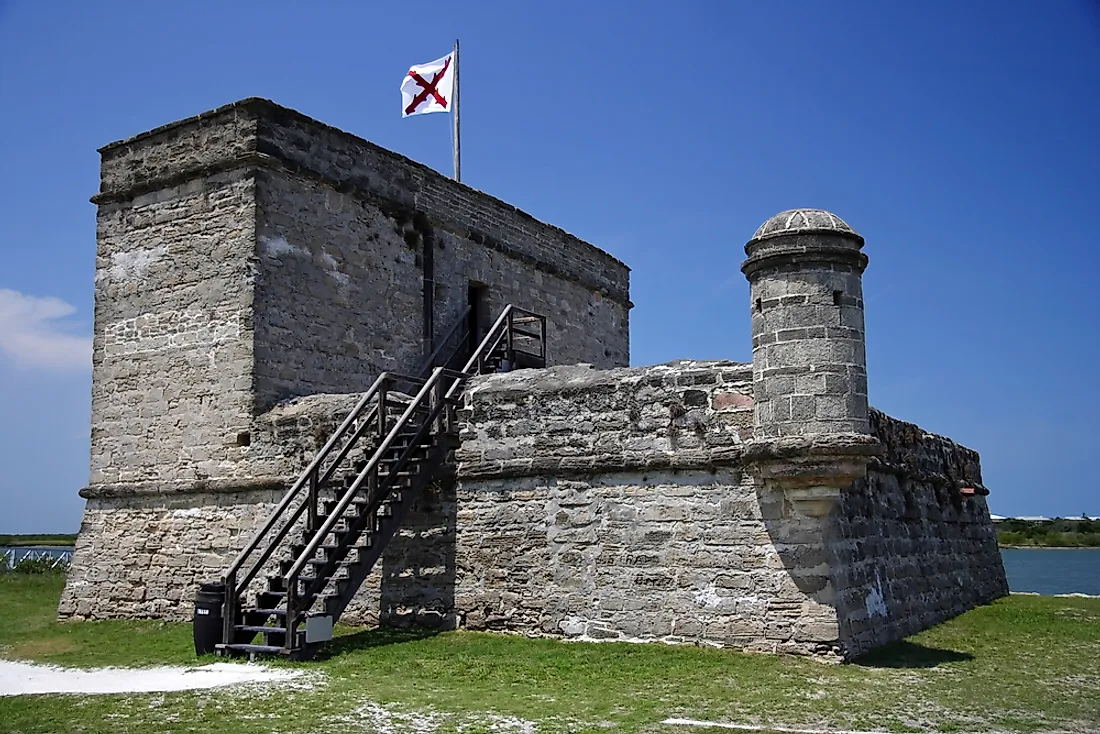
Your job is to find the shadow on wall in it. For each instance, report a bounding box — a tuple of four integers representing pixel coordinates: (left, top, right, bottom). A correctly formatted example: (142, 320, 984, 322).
(378, 477, 458, 631)
(755, 484, 847, 657)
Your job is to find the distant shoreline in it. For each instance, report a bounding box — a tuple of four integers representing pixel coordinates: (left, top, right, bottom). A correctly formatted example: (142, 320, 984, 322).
(0, 535, 77, 547)
(1000, 545, 1100, 550)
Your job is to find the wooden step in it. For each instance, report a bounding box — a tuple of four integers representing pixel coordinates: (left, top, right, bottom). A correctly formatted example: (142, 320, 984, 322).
(257, 590, 338, 604)
(235, 625, 288, 634)
(216, 643, 288, 655)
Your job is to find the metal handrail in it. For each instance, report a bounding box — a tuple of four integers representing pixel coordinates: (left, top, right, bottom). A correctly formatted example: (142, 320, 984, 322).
(451, 304, 545, 398)
(224, 372, 389, 590)
(460, 305, 512, 376)
(284, 367, 454, 584)
(219, 302, 547, 652)
(282, 367, 468, 634)
(228, 304, 478, 592)
(218, 310, 480, 646)
(287, 368, 466, 612)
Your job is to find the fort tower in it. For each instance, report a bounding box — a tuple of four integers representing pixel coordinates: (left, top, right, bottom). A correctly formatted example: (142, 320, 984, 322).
(742, 209, 869, 438)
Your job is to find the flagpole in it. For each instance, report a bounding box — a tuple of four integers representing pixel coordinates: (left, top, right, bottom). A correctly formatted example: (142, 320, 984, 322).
(452, 38, 461, 183)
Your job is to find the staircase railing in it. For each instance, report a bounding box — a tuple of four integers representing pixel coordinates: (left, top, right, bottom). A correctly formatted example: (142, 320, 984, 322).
(282, 366, 465, 642)
(463, 305, 546, 377)
(219, 306, 474, 645)
(414, 304, 472, 377)
(217, 303, 547, 654)
(222, 371, 386, 637)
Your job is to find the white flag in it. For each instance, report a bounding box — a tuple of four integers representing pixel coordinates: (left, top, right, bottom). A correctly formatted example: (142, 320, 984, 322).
(400, 53, 455, 117)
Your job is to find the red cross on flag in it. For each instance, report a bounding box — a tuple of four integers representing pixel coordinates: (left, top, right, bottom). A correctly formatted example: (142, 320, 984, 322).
(401, 53, 455, 117)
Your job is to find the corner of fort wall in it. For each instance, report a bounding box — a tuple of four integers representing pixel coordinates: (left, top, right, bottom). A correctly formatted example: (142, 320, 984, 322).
(829, 409, 1008, 657)
(435, 363, 1008, 659)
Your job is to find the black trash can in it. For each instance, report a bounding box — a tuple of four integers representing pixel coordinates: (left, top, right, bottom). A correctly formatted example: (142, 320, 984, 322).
(193, 581, 225, 656)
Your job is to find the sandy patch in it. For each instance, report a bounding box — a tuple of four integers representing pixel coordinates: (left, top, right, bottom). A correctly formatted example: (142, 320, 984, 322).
(0, 659, 305, 696)
(334, 700, 561, 733)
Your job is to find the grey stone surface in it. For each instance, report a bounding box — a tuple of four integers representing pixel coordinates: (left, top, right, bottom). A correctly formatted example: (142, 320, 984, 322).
(743, 208, 870, 437)
(750, 209, 862, 244)
(78, 98, 631, 495)
(829, 409, 1008, 657)
(62, 98, 631, 620)
(60, 361, 1007, 662)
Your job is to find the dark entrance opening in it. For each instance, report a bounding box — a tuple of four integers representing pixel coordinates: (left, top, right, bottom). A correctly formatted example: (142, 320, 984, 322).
(467, 283, 489, 360)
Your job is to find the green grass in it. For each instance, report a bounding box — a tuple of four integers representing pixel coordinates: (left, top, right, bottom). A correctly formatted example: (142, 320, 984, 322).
(1, 575, 1098, 733)
(0, 535, 76, 547)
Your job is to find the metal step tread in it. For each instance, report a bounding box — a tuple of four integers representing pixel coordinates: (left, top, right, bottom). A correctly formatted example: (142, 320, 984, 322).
(307, 557, 359, 568)
(234, 625, 288, 634)
(319, 539, 371, 554)
(257, 590, 338, 601)
(216, 643, 289, 655)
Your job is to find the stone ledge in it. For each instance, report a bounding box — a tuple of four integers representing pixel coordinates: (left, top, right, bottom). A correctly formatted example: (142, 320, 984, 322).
(90, 151, 264, 205)
(457, 434, 886, 482)
(91, 149, 631, 307)
(80, 476, 288, 500)
(458, 446, 746, 480)
(869, 458, 988, 493)
(742, 433, 882, 462)
(743, 433, 883, 517)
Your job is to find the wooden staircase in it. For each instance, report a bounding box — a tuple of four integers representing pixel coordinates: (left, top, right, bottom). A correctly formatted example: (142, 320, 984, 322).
(213, 306, 546, 660)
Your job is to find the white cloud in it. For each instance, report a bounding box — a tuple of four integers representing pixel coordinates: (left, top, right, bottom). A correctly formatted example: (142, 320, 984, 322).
(0, 289, 92, 371)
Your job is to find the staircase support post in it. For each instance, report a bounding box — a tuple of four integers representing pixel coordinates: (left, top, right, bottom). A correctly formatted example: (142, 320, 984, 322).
(506, 309, 514, 365)
(368, 470, 378, 508)
(307, 469, 318, 534)
(431, 371, 445, 435)
(222, 571, 236, 648)
(285, 573, 298, 653)
(377, 382, 388, 437)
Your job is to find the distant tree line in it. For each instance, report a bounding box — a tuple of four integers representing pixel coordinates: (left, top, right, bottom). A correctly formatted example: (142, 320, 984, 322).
(997, 518, 1100, 548)
(0, 534, 77, 547)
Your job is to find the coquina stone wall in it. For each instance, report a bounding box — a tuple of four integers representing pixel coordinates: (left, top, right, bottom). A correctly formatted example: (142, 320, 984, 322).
(82, 96, 630, 490)
(60, 390, 441, 621)
(64, 98, 631, 615)
(829, 410, 1008, 657)
(441, 363, 1006, 658)
(61, 359, 1007, 661)
(89, 169, 257, 487)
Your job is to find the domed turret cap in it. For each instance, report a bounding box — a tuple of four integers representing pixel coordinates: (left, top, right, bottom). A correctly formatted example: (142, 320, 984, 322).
(747, 208, 864, 247)
(742, 208, 867, 277)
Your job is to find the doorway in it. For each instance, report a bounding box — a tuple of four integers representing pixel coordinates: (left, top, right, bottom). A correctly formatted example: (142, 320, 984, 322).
(467, 282, 489, 359)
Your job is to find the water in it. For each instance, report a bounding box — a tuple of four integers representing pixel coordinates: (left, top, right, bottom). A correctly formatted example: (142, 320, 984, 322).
(1, 545, 73, 569)
(1001, 548, 1100, 596)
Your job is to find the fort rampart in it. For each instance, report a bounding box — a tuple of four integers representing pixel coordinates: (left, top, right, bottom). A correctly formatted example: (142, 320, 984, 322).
(60, 99, 1008, 661)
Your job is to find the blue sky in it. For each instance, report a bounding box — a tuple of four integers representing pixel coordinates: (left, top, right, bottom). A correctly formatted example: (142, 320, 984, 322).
(0, 1, 1097, 532)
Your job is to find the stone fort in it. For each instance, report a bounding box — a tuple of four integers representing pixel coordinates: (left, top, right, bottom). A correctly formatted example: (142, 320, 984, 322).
(60, 98, 1008, 661)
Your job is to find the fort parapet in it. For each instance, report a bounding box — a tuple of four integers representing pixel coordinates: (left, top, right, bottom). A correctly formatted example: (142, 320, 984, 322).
(83, 98, 629, 493)
(60, 99, 1007, 661)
